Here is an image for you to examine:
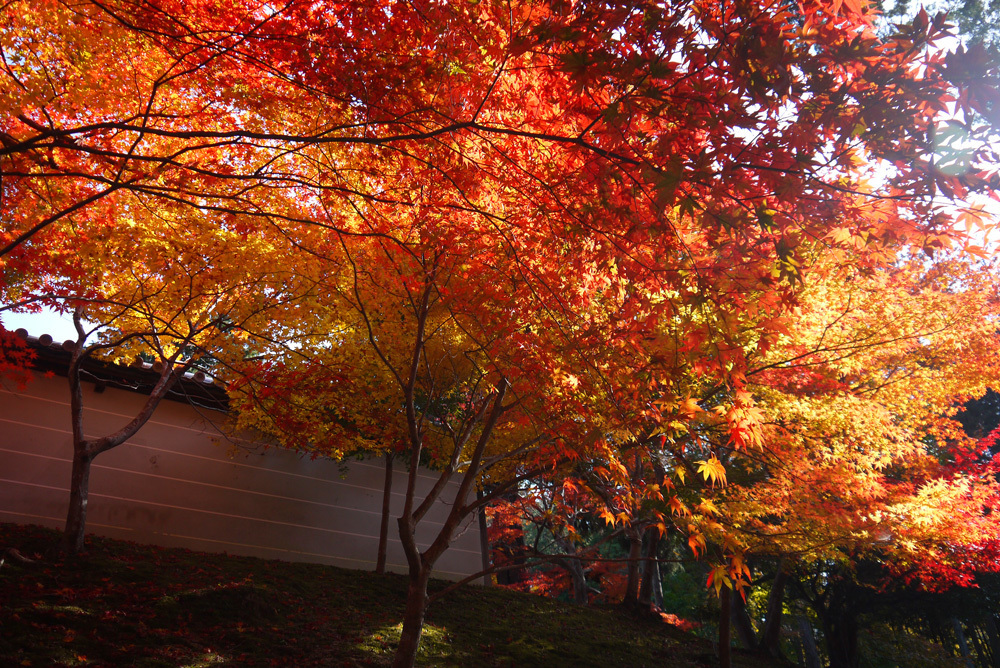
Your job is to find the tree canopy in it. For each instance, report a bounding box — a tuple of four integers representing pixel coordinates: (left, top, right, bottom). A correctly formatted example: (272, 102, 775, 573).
(3, 1, 1000, 666)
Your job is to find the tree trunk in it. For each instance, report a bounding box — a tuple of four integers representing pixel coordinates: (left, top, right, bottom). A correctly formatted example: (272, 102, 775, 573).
(954, 618, 974, 668)
(969, 622, 989, 667)
(719, 585, 732, 668)
(731, 589, 758, 650)
(496, 524, 526, 585)
(823, 612, 859, 668)
(392, 567, 431, 668)
(476, 488, 491, 586)
(759, 562, 789, 657)
(985, 615, 1000, 668)
(622, 527, 642, 608)
(376, 452, 394, 574)
(567, 556, 590, 605)
(797, 616, 822, 668)
(638, 526, 660, 610)
(62, 445, 93, 554)
(653, 560, 662, 609)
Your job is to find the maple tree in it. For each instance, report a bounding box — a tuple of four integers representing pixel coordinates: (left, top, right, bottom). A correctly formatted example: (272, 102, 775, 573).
(3, 0, 1000, 665)
(227, 177, 643, 666)
(1, 203, 306, 554)
(485, 249, 1000, 664)
(663, 252, 1000, 665)
(745, 254, 999, 559)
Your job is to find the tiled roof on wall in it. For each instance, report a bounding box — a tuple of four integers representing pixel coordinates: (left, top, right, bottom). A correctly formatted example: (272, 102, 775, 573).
(11, 328, 229, 411)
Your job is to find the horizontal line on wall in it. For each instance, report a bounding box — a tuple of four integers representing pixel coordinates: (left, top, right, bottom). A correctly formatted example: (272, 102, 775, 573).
(158, 530, 408, 570)
(0, 442, 469, 513)
(0, 387, 228, 436)
(0, 509, 65, 526)
(0, 446, 389, 521)
(0, 510, 471, 580)
(0, 477, 68, 494)
(0, 478, 480, 557)
(0, 392, 442, 483)
(177, 531, 470, 577)
(0, 509, 137, 536)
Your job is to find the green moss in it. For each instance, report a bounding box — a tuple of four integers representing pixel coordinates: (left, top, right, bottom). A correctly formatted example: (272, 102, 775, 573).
(1, 522, 785, 667)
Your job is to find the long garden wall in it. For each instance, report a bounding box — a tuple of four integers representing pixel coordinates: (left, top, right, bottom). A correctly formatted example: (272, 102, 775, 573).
(0, 369, 483, 579)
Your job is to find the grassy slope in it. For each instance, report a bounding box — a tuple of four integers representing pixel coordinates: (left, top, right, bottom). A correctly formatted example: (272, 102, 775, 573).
(0, 523, 787, 667)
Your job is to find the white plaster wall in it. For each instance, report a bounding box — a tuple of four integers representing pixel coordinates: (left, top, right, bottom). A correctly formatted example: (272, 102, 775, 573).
(0, 372, 482, 579)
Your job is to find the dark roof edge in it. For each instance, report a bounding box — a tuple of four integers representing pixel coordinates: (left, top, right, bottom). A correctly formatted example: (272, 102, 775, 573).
(11, 329, 230, 412)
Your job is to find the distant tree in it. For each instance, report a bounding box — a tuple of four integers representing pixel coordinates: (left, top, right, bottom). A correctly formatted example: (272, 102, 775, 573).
(881, 0, 1000, 50)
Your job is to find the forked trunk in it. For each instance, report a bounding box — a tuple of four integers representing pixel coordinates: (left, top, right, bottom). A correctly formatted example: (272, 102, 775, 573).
(569, 557, 590, 605)
(62, 445, 93, 555)
(552, 537, 589, 604)
(61, 322, 182, 558)
(389, 376, 509, 668)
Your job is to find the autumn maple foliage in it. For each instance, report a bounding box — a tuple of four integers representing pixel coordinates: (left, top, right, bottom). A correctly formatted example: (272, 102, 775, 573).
(3, 0, 1000, 666)
(1, 200, 310, 555)
(0, 326, 34, 388)
(677, 253, 1000, 629)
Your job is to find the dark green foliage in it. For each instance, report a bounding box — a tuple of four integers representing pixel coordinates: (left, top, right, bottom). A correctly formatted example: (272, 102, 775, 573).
(958, 389, 1000, 440)
(658, 535, 712, 625)
(856, 623, 966, 668)
(880, 0, 1000, 49)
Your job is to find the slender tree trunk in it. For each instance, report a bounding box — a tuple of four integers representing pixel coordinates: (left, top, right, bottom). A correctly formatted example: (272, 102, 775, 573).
(622, 527, 642, 608)
(731, 589, 758, 649)
(392, 566, 432, 668)
(62, 445, 93, 554)
(823, 612, 859, 668)
(572, 558, 590, 605)
(797, 616, 822, 668)
(476, 488, 491, 586)
(985, 616, 1000, 668)
(719, 585, 732, 668)
(638, 526, 660, 610)
(64, 329, 91, 556)
(954, 618, 974, 668)
(376, 452, 394, 574)
(653, 560, 663, 609)
(759, 561, 789, 657)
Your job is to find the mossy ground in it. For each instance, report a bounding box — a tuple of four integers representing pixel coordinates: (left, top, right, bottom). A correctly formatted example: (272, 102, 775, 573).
(0, 522, 787, 667)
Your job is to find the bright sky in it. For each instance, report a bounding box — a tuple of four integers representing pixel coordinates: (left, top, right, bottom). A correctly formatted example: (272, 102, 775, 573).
(2, 310, 82, 341)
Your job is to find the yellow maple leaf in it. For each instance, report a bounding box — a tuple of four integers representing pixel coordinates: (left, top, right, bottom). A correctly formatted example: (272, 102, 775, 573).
(696, 456, 727, 487)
